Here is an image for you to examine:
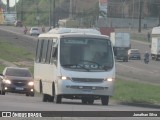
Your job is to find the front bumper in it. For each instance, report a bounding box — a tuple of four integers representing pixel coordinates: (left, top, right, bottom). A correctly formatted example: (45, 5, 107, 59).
(3, 84, 34, 93)
(56, 80, 114, 96)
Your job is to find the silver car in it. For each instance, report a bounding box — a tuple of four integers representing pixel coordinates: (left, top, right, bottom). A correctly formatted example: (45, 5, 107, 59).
(29, 27, 40, 36)
(128, 49, 141, 60)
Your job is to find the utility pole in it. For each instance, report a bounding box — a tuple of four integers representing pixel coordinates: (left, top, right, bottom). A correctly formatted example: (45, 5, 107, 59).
(36, 0, 39, 26)
(53, 0, 56, 28)
(49, 0, 52, 28)
(138, 0, 143, 33)
(21, 0, 23, 22)
(7, 0, 10, 12)
(15, 0, 17, 19)
(158, 5, 160, 26)
(69, 0, 73, 19)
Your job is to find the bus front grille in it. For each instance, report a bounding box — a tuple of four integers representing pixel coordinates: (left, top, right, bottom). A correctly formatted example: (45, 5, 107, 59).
(71, 78, 103, 83)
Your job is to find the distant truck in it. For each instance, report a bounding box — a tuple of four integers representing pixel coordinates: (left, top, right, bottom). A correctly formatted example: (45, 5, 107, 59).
(3, 12, 16, 25)
(151, 27, 160, 61)
(110, 32, 131, 62)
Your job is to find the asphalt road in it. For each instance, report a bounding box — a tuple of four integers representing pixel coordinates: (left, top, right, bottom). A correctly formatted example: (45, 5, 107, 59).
(0, 93, 159, 120)
(0, 26, 160, 120)
(116, 40, 160, 84)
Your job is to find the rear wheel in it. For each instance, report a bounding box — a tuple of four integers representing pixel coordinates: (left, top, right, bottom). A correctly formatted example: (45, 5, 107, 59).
(101, 96, 109, 105)
(48, 96, 54, 102)
(42, 94, 48, 102)
(39, 81, 43, 93)
(55, 95, 62, 103)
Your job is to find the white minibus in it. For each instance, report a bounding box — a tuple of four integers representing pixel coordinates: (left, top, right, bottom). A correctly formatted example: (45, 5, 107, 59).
(34, 28, 115, 105)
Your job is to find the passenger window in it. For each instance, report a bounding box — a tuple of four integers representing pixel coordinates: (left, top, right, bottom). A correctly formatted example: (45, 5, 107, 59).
(42, 40, 49, 63)
(51, 47, 58, 64)
(46, 39, 53, 63)
(35, 39, 44, 63)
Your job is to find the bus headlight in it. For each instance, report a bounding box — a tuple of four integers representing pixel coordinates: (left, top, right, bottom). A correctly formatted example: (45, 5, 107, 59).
(104, 78, 114, 82)
(58, 76, 71, 80)
(3, 79, 11, 84)
(28, 81, 34, 86)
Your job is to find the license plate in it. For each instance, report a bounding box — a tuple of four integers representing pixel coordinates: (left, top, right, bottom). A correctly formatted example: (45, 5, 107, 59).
(16, 87, 24, 90)
(82, 90, 93, 94)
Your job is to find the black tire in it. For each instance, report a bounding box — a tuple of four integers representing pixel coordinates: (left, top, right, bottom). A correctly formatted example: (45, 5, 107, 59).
(101, 96, 109, 105)
(51, 83, 55, 102)
(30, 92, 35, 97)
(1, 91, 5, 95)
(48, 96, 54, 102)
(39, 81, 43, 93)
(55, 95, 62, 103)
(43, 94, 48, 102)
(1, 87, 5, 95)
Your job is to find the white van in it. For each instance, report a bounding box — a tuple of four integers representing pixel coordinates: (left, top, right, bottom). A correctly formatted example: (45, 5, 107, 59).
(151, 27, 160, 60)
(34, 28, 115, 105)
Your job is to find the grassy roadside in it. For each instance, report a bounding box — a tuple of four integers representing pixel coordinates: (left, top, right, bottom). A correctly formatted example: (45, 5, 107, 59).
(112, 79, 160, 105)
(0, 40, 34, 73)
(0, 38, 160, 106)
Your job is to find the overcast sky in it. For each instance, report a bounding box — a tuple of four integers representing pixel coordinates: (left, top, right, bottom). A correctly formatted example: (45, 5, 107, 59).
(2, 0, 19, 7)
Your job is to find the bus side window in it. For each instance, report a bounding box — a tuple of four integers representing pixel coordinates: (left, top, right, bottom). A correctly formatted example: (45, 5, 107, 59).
(51, 47, 57, 64)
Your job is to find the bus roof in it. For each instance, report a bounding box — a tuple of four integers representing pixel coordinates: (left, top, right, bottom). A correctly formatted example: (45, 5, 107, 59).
(48, 28, 101, 35)
(38, 28, 109, 39)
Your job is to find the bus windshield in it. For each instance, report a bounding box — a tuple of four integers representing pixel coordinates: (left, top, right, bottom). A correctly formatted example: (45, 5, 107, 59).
(60, 37, 114, 72)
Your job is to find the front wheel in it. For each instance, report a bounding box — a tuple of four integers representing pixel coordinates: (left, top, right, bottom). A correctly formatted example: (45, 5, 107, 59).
(101, 96, 109, 105)
(30, 92, 35, 97)
(1, 87, 5, 95)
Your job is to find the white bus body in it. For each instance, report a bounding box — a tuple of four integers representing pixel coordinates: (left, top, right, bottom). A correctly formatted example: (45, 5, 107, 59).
(34, 28, 115, 105)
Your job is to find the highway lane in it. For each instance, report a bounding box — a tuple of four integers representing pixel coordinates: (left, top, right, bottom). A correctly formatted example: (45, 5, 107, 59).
(116, 40, 160, 84)
(1, 93, 159, 111)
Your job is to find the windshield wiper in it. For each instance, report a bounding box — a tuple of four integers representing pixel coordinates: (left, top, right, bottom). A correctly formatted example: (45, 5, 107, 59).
(61, 64, 90, 71)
